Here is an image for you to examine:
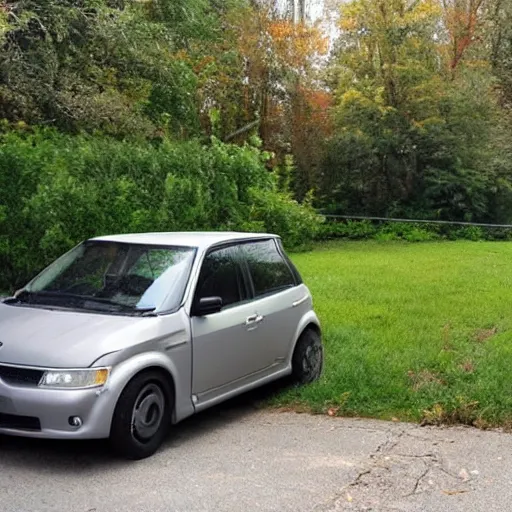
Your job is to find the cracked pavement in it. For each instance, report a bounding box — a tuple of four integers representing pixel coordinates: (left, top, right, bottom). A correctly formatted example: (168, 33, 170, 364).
(1, 402, 511, 512)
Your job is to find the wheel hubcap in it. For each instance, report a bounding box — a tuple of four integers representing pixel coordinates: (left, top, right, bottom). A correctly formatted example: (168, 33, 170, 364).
(303, 344, 322, 377)
(131, 383, 165, 443)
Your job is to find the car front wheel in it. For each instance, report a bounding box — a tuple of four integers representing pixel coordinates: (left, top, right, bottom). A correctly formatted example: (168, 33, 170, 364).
(291, 329, 324, 385)
(110, 371, 173, 460)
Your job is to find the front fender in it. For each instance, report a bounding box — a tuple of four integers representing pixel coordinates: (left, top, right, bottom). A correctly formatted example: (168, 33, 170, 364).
(94, 346, 195, 429)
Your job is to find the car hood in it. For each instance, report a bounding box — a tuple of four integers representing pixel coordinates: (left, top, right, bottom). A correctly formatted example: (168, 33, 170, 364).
(0, 302, 157, 368)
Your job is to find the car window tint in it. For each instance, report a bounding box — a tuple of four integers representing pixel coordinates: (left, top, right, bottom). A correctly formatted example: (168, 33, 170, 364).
(242, 240, 295, 297)
(195, 247, 247, 308)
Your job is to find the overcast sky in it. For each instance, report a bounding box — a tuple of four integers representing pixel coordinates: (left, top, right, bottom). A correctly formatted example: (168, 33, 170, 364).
(308, 0, 324, 19)
(274, 0, 340, 44)
(275, 0, 328, 20)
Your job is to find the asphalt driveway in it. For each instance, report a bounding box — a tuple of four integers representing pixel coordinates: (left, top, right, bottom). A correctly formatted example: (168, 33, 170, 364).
(1, 397, 511, 512)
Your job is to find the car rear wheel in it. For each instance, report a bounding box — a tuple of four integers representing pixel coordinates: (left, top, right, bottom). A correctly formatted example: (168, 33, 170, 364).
(110, 371, 173, 460)
(291, 329, 323, 385)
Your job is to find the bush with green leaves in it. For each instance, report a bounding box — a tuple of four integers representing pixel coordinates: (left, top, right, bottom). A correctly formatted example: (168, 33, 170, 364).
(378, 223, 438, 242)
(447, 226, 484, 241)
(316, 219, 377, 240)
(0, 129, 321, 291)
(316, 220, 512, 243)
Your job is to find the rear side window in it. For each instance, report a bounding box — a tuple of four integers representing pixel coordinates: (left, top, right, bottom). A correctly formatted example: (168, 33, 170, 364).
(195, 246, 248, 308)
(276, 238, 303, 285)
(242, 239, 296, 297)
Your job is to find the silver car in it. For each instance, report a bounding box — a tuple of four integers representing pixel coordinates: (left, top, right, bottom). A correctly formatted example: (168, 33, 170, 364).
(0, 232, 322, 459)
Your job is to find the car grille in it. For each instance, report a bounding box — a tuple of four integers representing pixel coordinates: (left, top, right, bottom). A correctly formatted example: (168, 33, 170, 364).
(0, 413, 41, 431)
(0, 365, 44, 386)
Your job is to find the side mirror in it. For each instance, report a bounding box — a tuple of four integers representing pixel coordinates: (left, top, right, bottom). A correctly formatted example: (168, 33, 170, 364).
(194, 296, 223, 316)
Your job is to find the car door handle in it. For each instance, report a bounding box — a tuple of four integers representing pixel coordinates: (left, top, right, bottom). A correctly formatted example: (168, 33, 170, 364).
(292, 296, 308, 308)
(245, 314, 264, 326)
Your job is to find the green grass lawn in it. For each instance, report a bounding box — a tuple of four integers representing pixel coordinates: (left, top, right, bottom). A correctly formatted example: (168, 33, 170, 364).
(274, 240, 512, 427)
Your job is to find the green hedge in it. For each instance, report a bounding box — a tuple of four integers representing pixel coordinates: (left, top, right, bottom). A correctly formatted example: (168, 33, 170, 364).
(317, 219, 512, 243)
(0, 129, 321, 291)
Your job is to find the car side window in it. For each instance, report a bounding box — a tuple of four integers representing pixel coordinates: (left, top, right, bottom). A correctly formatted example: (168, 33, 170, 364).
(195, 246, 248, 309)
(242, 240, 296, 297)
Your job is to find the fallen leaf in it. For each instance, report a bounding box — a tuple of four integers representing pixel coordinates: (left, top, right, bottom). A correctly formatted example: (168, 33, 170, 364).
(443, 490, 469, 496)
(346, 492, 353, 502)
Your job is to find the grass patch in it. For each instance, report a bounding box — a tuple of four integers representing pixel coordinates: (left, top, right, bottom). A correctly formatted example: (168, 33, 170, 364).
(273, 240, 512, 427)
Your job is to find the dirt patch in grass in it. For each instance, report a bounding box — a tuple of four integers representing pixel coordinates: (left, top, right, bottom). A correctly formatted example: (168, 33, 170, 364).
(473, 327, 498, 343)
(421, 398, 481, 427)
(459, 360, 475, 373)
(408, 370, 445, 391)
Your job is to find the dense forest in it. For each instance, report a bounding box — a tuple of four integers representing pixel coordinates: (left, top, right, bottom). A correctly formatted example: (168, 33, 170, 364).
(0, 0, 511, 288)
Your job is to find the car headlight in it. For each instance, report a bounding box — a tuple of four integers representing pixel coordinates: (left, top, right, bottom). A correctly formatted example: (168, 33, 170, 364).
(38, 368, 110, 389)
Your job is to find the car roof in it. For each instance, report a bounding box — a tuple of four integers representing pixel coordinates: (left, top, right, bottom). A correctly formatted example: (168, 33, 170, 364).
(90, 231, 279, 250)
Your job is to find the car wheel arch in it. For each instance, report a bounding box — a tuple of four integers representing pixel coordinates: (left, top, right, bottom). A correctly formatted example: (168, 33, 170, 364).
(291, 317, 322, 353)
(302, 322, 321, 337)
(102, 355, 182, 433)
(117, 365, 177, 423)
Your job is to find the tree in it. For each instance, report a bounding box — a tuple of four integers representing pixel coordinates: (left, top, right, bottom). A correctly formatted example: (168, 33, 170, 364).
(0, 0, 250, 138)
(440, 0, 488, 74)
(320, 0, 505, 221)
(487, 0, 512, 105)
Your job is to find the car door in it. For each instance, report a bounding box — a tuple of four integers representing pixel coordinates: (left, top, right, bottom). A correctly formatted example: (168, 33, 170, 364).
(240, 239, 304, 371)
(190, 244, 263, 401)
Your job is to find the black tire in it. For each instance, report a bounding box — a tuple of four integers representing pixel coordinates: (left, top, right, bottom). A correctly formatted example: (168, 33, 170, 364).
(291, 329, 324, 385)
(110, 370, 173, 460)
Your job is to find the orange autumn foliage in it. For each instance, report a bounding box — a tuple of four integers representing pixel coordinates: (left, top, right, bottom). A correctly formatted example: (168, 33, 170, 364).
(268, 20, 329, 70)
(441, 0, 486, 72)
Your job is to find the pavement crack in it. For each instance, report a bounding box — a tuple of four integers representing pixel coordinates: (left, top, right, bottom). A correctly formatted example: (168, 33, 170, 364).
(393, 452, 436, 459)
(349, 468, 372, 487)
(371, 428, 407, 460)
(404, 464, 430, 497)
(316, 426, 442, 511)
(327, 424, 392, 435)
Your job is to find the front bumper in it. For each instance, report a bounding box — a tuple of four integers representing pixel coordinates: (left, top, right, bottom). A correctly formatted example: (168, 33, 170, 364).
(0, 379, 116, 440)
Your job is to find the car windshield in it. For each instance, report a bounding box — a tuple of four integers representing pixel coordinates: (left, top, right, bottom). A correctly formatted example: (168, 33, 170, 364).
(18, 241, 196, 315)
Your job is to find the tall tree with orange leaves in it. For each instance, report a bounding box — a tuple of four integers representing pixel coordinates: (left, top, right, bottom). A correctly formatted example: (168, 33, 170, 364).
(267, 15, 331, 196)
(440, 0, 488, 74)
(231, 1, 331, 198)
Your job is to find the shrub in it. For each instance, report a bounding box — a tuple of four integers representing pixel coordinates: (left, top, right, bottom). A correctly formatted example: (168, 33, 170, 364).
(403, 228, 437, 242)
(378, 222, 438, 242)
(0, 130, 321, 291)
(449, 226, 484, 241)
(316, 219, 376, 240)
(316, 219, 509, 243)
(484, 228, 512, 241)
(244, 188, 322, 250)
(374, 231, 400, 242)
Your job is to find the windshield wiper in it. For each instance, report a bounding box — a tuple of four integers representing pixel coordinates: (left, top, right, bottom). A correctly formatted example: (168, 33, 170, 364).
(9, 290, 38, 304)
(82, 297, 157, 315)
